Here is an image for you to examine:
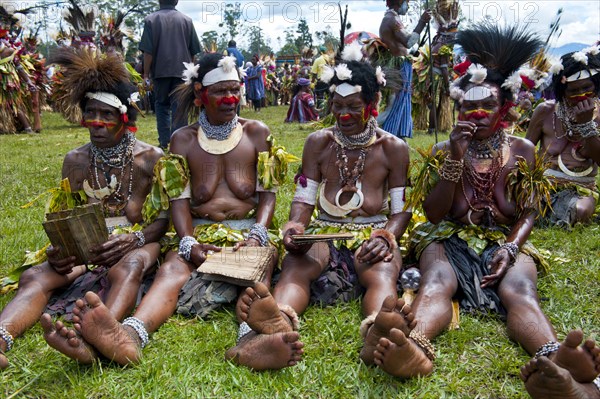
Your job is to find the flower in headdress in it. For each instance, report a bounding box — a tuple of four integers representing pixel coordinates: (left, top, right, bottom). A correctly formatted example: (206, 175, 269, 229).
(128, 92, 140, 104)
(218, 56, 237, 73)
(334, 64, 352, 81)
(320, 65, 335, 84)
(501, 70, 522, 94)
(449, 85, 465, 102)
(583, 45, 600, 56)
(549, 62, 564, 75)
(572, 51, 588, 65)
(375, 66, 386, 86)
(182, 62, 200, 85)
(341, 41, 363, 62)
(467, 63, 487, 84)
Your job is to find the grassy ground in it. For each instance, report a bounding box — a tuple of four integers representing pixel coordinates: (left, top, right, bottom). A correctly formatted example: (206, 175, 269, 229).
(0, 107, 599, 398)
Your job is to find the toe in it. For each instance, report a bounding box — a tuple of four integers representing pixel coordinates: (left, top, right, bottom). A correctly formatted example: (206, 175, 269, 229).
(380, 295, 396, 313)
(389, 328, 409, 346)
(40, 314, 55, 334)
(253, 282, 271, 298)
(84, 291, 102, 308)
(563, 330, 584, 348)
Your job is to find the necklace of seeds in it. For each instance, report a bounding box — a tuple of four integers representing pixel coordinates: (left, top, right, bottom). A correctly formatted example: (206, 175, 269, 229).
(89, 133, 136, 216)
(333, 117, 377, 150)
(554, 101, 599, 140)
(335, 145, 369, 190)
(198, 110, 239, 140)
(466, 129, 508, 159)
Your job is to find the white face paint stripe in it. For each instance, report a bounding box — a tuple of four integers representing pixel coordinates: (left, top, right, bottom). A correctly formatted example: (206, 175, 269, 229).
(464, 86, 493, 101)
(334, 83, 362, 97)
(565, 69, 600, 82)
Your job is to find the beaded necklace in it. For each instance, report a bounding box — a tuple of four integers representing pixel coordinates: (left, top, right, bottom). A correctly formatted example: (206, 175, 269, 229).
(88, 132, 136, 216)
(333, 116, 377, 149)
(198, 110, 239, 140)
(554, 101, 600, 140)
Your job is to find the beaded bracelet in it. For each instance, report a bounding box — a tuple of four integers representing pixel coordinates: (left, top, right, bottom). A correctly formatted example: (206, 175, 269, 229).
(122, 317, 149, 349)
(496, 242, 519, 263)
(409, 330, 436, 361)
(133, 231, 145, 248)
(439, 158, 464, 183)
(248, 223, 269, 247)
(534, 341, 560, 358)
(0, 326, 14, 352)
(593, 375, 600, 392)
(178, 236, 199, 262)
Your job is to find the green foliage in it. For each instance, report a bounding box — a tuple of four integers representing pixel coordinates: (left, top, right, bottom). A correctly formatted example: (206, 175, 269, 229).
(218, 2, 243, 41)
(295, 18, 313, 51)
(0, 109, 599, 398)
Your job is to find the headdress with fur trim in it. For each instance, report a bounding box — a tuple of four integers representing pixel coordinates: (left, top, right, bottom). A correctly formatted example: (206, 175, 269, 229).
(49, 47, 139, 127)
(550, 45, 600, 101)
(449, 23, 542, 105)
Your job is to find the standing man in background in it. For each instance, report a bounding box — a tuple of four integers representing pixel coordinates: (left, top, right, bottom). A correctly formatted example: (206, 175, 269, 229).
(139, 0, 201, 150)
(226, 40, 244, 68)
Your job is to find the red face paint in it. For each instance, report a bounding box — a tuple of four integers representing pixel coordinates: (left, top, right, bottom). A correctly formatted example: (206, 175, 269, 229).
(340, 113, 352, 122)
(217, 96, 240, 106)
(463, 109, 493, 120)
(82, 119, 118, 129)
(567, 91, 594, 103)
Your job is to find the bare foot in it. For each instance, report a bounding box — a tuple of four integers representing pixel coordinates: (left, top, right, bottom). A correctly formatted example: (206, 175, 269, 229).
(225, 331, 304, 370)
(41, 313, 97, 364)
(0, 349, 7, 369)
(554, 330, 600, 383)
(239, 282, 293, 334)
(360, 296, 416, 364)
(373, 328, 434, 378)
(73, 291, 141, 366)
(521, 357, 599, 399)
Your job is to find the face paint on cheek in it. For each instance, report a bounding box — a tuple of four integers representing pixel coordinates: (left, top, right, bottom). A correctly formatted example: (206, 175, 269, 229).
(463, 109, 493, 120)
(82, 119, 118, 129)
(567, 91, 594, 103)
(200, 90, 209, 105)
(217, 96, 240, 106)
(339, 113, 352, 122)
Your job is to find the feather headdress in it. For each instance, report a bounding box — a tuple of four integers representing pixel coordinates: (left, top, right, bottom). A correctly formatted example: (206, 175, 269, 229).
(49, 47, 130, 106)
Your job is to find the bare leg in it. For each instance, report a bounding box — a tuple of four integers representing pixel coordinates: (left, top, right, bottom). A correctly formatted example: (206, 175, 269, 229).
(40, 313, 96, 364)
(225, 331, 304, 370)
(31, 91, 41, 132)
(498, 254, 556, 355)
(103, 244, 160, 320)
(0, 263, 86, 369)
(371, 242, 457, 378)
(575, 195, 596, 224)
(73, 251, 193, 365)
(521, 357, 600, 399)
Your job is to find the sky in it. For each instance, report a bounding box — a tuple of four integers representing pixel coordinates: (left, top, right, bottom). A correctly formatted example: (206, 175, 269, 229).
(176, 0, 600, 51)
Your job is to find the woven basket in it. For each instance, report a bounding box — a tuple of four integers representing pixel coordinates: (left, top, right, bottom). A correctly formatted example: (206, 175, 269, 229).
(43, 203, 108, 265)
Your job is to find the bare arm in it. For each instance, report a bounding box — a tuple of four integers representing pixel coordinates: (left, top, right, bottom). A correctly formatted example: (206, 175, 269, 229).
(525, 102, 548, 145)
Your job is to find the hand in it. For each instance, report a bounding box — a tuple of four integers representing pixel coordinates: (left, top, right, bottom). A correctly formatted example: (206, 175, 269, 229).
(420, 9, 432, 24)
(481, 248, 511, 288)
(356, 237, 393, 265)
(233, 237, 261, 251)
(189, 244, 222, 267)
(282, 225, 312, 255)
(449, 121, 476, 159)
(88, 233, 139, 267)
(46, 245, 77, 275)
(571, 98, 595, 124)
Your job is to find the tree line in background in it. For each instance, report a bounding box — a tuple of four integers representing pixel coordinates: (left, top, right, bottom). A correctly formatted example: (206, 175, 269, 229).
(21, 1, 340, 63)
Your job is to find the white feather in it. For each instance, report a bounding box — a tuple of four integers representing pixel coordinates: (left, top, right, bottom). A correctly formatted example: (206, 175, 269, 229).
(320, 65, 335, 84)
(218, 56, 237, 73)
(583, 45, 600, 56)
(549, 62, 564, 75)
(181, 62, 200, 85)
(341, 42, 363, 62)
(375, 66, 386, 86)
(467, 63, 487, 84)
(572, 51, 588, 65)
(501, 71, 522, 94)
(335, 64, 353, 81)
(238, 67, 247, 79)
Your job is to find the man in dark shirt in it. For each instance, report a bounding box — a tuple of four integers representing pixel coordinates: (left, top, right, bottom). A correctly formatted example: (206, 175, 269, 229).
(139, 0, 201, 150)
(226, 40, 244, 68)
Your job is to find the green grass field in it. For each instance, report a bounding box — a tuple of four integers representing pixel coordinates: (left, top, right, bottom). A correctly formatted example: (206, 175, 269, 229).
(0, 107, 599, 398)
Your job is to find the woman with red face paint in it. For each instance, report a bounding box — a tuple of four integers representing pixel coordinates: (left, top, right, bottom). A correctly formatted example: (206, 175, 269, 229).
(526, 47, 600, 227)
(67, 52, 303, 369)
(395, 24, 600, 398)
(236, 42, 414, 374)
(0, 48, 168, 369)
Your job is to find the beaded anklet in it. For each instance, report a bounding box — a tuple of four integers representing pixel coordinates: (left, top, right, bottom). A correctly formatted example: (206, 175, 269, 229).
(0, 326, 14, 352)
(122, 317, 149, 349)
(409, 330, 436, 361)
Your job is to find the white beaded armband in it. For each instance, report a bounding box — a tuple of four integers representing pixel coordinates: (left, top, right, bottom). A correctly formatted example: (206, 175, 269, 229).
(389, 187, 407, 215)
(292, 178, 319, 206)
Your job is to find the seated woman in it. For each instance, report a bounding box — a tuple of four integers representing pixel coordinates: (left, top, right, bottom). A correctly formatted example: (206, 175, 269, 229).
(230, 44, 414, 373)
(526, 47, 600, 226)
(379, 23, 600, 398)
(65, 53, 302, 369)
(284, 78, 319, 123)
(0, 47, 167, 368)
